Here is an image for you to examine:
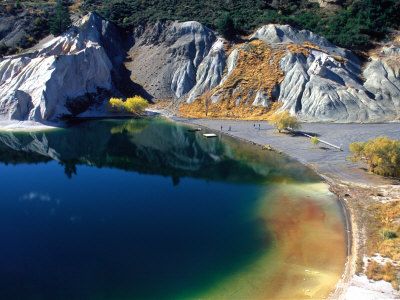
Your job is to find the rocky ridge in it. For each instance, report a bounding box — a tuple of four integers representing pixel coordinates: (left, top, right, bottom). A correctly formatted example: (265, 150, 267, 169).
(0, 13, 400, 123)
(181, 25, 400, 122)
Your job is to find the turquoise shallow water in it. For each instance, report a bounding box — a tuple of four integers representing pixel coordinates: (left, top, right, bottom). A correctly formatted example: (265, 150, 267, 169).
(0, 118, 342, 300)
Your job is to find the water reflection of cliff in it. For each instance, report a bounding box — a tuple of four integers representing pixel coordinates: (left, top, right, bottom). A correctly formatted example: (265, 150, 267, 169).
(0, 118, 318, 183)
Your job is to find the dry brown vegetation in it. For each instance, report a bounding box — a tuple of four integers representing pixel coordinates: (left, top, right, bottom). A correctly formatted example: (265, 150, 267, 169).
(366, 260, 398, 290)
(367, 200, 400, 261)
(366, 198, 400, 289)
(179, 39, 287, 119)
(330, 182, 400, 290)
(179, 40, 316, 120)
(179, 99, 282, 120)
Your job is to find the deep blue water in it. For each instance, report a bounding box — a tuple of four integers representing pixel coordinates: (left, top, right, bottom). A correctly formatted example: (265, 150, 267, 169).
(0, 118, 321, 300)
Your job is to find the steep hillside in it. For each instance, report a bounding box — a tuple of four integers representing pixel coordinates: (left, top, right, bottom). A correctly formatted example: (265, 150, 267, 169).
(126, 21, 216, 99)
(0, 13, 125, 121)
(0, 13, 399, 123)
(0, 1, 52, 55)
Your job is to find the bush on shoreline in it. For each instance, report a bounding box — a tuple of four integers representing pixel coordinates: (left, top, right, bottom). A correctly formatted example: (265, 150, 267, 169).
(269, 111, 300, 133)
(108, 96, 149, 115)
(349, 136, 400, 178)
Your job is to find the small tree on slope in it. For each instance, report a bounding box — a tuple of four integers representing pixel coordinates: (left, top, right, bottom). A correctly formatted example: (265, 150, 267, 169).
(216, 13, 236, 40)
(49, 0, 72, 36)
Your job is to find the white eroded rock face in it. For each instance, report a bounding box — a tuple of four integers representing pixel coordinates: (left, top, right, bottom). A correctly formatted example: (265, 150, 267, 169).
(363, 48, 400, 118)
(252, 24, 395, 122)
(190, 24, 400, 122)
(0, 13, 120, 122)
(187, 38, 226, 103)
(127, 21, 217, 99)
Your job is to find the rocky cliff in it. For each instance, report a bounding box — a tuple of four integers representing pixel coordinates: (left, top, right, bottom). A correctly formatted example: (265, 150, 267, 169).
(126, 21, 217, 99)
(0, 13, 399, 124)
(0, 13, 125, 122)
(180, 25, 400, 122)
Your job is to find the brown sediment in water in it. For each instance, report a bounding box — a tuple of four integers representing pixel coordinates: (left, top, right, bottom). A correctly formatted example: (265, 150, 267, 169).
(167, 118, 399, 297)
(196, 183, 347, 299)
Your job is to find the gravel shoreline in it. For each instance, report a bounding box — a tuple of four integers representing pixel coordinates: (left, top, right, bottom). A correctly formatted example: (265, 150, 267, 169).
(170, 116, 400, 299)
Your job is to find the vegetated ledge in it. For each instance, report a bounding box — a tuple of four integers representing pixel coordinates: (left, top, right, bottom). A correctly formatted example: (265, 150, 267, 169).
(166, 116, 400, 299)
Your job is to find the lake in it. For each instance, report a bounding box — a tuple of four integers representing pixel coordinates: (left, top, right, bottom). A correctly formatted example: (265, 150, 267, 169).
(0, 118, 346, 300)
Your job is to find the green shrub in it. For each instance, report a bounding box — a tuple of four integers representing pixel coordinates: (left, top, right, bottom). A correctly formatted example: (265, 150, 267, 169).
(349, 136, 400, 177)
(49, 0, 72, 36)
(310, 136, 319, 146)
(82, 0, 400, 49)
(216, 13, 236, 40)
(383, 230, 398, 240)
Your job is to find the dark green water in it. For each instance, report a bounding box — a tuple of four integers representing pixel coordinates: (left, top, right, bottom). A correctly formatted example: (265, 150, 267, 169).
(0, 118, 329, 300)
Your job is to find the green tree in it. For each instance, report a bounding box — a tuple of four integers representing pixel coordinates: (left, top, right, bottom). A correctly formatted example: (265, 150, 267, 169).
(49, 0, 72, 36)
(216, 13, 236, 40)
(349, 136, 400, 177)
(14, 0, 22, 9)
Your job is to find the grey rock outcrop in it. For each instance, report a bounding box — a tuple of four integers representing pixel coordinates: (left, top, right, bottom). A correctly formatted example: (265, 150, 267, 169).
(0, 13, 123, 122)
(186, 38, 226, 103)
(264, 24, 400, 122)
(126, 21, 217, 99)
(308, 0, 343, 9)
(363, 48, 400, 118)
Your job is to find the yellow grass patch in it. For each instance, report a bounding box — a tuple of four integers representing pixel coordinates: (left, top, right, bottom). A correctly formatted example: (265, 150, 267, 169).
(366, 200, 400, 289)
(179, 39, 288, 119)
